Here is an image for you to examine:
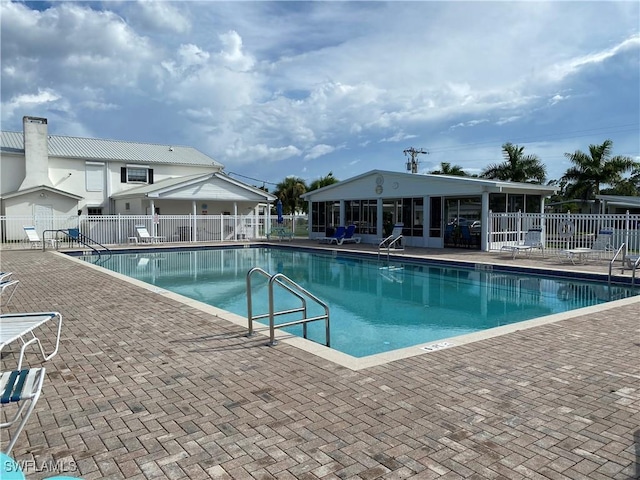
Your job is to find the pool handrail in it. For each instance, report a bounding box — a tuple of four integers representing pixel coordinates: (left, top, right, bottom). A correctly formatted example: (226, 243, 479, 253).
(246, 267, 331, 347)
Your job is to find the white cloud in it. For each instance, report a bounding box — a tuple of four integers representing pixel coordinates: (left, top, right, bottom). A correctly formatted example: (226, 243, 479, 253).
(2, 89, 61, 119)
(0, 1, 637, 183)
(134, 1, 191, 34)
(304, 144, 335, 160)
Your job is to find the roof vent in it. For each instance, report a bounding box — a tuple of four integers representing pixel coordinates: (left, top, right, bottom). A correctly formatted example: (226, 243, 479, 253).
(169, 146, 174, 152)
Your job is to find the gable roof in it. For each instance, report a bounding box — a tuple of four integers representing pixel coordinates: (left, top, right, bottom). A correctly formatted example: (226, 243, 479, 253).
(0, 184, 83, 200)
(301, 169, 557, 199)
(111, 172, 277, 202)
(0, 130, 223, 168)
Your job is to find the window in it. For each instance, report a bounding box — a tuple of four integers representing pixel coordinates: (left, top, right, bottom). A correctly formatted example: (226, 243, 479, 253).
(400, 197, 424, 237)
(344, 200, 377, 235)
(311, 201, 340, 233)
(85, 162, 104, 191)
(87, 207, 102, 216)
(121, 166, 154, 184)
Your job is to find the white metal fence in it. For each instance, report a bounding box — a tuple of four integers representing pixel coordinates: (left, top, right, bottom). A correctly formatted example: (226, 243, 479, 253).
(489, 211, 640, 254)
(0, 214, 308, 249)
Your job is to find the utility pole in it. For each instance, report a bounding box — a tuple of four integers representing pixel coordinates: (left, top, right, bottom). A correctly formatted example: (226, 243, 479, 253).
(403, 147, 428, 174)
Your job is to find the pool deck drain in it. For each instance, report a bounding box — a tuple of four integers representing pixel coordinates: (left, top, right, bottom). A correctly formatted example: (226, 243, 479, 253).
(1, 243, 638, 479)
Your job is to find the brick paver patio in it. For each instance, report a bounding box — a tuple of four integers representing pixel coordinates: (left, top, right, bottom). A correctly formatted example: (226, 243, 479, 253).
(1, 246, 638, 479)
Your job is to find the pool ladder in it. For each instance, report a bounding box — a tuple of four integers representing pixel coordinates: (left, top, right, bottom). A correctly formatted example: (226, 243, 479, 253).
(246, 267, 330, 347)
(615, 243, 639, 287)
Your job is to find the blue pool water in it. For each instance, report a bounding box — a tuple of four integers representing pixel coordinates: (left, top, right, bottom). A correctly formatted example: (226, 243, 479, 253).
(84, 247, 638, 357)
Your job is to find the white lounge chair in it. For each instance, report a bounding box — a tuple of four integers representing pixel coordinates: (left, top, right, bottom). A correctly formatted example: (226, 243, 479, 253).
(135, 225, 165, 243)
(500, 229, 544, 259)
(0, 312, 63, 369)
(379, 223, 404, 250)
(0, 367, 46, 454)
(0, 279, 19, 307)
(587, 229, 614, 259)
(23, 226, 57, 249)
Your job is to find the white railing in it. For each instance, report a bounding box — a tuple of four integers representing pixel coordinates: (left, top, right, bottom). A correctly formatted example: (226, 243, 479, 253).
(0, 214, 308, 248)
(489, 211, 640, 254)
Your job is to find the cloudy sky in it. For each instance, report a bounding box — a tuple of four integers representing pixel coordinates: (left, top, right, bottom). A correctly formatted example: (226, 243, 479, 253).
(1, 1, 638, 189)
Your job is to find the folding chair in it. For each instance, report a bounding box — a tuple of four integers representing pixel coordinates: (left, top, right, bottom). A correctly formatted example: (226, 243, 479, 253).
(1, 368, 45, 455)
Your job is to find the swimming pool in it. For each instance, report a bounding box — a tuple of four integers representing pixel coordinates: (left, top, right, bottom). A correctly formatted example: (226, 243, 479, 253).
(81, 246, 639, 358)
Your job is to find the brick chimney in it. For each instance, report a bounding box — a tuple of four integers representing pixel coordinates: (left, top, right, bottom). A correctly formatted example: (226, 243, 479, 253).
(19, 116, 53, 190)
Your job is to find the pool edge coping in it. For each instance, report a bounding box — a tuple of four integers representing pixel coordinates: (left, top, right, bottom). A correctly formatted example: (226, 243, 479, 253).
(55, 248, 640, 371)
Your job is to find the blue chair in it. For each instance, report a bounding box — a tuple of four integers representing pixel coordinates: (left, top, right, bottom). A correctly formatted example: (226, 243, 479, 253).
(459, 225, 472, 247)
(444, 224, 455, 246)
(318, 226, 346, 244)
(338, 225, 361, 245)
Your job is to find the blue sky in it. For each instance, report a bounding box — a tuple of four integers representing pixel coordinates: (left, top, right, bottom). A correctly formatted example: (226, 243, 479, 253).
(1, 1, 638, 190)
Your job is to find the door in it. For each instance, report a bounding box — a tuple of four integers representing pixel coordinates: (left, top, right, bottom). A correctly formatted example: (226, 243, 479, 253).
(34, 204, 54, 239)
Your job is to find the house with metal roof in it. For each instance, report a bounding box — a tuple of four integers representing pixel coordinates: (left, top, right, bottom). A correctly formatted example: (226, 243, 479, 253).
(301, 169, 557, 251)
(0, 116, 276, 219)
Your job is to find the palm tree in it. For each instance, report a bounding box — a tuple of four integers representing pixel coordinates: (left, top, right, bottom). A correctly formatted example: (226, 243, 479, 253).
(273, 176, 308, 214)
(481, 143, 546, 183)
(562, 140, 638, 202)
(308, 172, 339, 191)
(430, 162, 467, 176)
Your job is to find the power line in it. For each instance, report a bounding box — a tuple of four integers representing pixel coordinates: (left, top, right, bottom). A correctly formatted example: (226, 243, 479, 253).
(226, 171, 279, 187)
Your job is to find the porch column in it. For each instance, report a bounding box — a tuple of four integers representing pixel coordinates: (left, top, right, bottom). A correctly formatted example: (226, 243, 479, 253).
(234, 202, 238, 241)
(192, 201, 197, 242)
(339, 200, 345, 226)
(308, 200, 312, 239)
(150, 199, 157, 237)
(481, 191, 489, 251)
(267, 202, 272, 237)
(423, 195, 429, 244)
(377, 198, 383, 239)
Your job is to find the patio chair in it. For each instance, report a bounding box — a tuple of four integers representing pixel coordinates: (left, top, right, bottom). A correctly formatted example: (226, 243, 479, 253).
(135, 225, 165, 243)
(379, 223, 404, 250)
(318, 226, 346, 244)
(0, 312, 63, 369)
(0, 368, 45, 455)
(587, 229, 614, 259)
(337, 224, 361, 245)
(626, 255, 639, 270)
(0, 272, 13, 282)
(500, 228, 544, 259)
(0, 279, 20, 307)
(23, 226, 57, 249)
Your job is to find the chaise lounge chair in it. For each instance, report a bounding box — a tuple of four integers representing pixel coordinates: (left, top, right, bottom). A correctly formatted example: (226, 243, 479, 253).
(23, 226, 57, 250)
(500, 228, 544, 259)
(0, 279, 19, 307)
(1, 367, 46, 455)
(135, 225, 165, 243)
(0, 312, 63, 369)
(337, 224, 361, 245)
(379, 223, 404, 250)
(318, 226, 346, 244)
